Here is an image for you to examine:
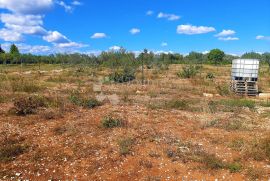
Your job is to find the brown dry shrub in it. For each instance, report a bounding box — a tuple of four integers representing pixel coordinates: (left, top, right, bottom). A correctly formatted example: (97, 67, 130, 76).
(12, 95, 46, 115)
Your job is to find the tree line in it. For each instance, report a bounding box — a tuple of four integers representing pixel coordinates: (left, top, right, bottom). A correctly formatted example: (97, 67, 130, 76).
(0, 44, 269, 68)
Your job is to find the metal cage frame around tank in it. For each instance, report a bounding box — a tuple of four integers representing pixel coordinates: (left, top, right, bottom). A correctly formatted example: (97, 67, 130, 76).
(230, 59, 260, 96)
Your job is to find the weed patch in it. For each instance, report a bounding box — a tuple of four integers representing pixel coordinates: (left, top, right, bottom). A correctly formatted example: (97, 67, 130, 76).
(245, 135, 270, 161)
(118, 137, 134, 155)
(0, 138, 28, 162)
(101, 116, 125, 128)
(12, 95, 46, 115)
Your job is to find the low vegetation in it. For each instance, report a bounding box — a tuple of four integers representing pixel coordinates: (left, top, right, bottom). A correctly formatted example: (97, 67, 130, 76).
(0, 138, 28, 162)
(12, 95, 46, 115)
(177, 65, 200, 78)
(118, 137, 134, 155)
(101, 116, 125, 128)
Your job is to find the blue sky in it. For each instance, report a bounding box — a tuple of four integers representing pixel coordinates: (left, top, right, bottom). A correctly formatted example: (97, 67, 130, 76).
(0, 0, 269, 55)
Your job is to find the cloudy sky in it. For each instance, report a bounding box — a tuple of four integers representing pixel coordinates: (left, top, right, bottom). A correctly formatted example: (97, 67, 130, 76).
(0, 0, 269, 55)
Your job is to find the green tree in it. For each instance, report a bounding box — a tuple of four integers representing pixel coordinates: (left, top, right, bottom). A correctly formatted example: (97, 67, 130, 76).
(10, 44, 20, 55)
(208, 49, 225, 65)
(241, 52, 262, 60)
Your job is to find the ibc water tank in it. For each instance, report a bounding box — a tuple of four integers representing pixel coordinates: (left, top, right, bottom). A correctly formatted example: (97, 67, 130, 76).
(231, 59, 259, 81)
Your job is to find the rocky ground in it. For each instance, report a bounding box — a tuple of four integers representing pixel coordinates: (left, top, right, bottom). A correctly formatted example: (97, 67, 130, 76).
(0, 64, 270, 180)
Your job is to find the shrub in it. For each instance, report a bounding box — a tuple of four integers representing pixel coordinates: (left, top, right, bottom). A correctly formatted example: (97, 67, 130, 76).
(0, 138, 28, 162)
(109, 68, 135, 83)
(216, 84, 230, 96)
(118, 137, 134, 155)
(84, 98, 101, 109)
(165, 100, 189, 110)
(224, 119, 246, 131)
(206, 72, 215, 80)
(101, 116, 124, 128)
(68, 91, 83, 106)
(0, 144, 27, 162)
(12, 96, 46, 115)
(200, 153, 225, 169)
(68, 91, 101, 108)
(227, 162, 242, 173)
(246, 135, 270, 161)
(229, 138, 245, 151)
(177, 65, 200, 79)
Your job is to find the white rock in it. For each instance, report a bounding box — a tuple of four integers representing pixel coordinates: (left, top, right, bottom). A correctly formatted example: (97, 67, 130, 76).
(203, 93, 214, 98)
(259, 93, 270, 99)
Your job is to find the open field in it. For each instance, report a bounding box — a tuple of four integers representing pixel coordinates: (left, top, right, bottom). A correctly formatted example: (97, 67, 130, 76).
(0, 64, 270, 180)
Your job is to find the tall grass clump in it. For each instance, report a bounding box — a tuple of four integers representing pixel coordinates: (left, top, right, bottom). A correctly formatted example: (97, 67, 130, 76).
(11, 79, 43, 93)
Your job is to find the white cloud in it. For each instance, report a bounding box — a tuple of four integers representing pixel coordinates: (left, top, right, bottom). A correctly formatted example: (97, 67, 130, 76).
(0, 0, 53, 14)
(0, 0, 82, 46)
(56, 1, 73, 13)
(146, 10, 154, 16)
(91, 33, 107, 39)
(72, 1, 82, 6)
(0, 13, 47, 37)
(157, 12, 180, 21)
(218, 37, 239, 41)
(154, 50, 174, 55)
(215, 30, 235, 37)
(109, 46, 121, 51)
(43, 31, 69, 43)
(0, 13, 43, 26)
(161, 42, 168, 47)
(130, 28, 140, 35)
(0, 29, 23, 41)
(256, 35, 270, 41)
(56, 42, 85, 48)
(202, 51, 209, 54)
(177, 24, 216, 35)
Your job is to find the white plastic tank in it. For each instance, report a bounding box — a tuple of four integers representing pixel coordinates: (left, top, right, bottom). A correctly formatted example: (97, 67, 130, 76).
(231, 59, 259, 81)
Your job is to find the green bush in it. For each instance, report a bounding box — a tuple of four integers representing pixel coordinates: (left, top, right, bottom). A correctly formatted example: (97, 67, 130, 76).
(227, 162, 242, 173)
(68, 94, 83, 106)
(200, 153, 225, 169)
(84, 98, 101, 108)
(177, 65, 200, 78)
(68, 91, 101, 108)
(109, 67, 135, 83)
(101, 116, 124, 128)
